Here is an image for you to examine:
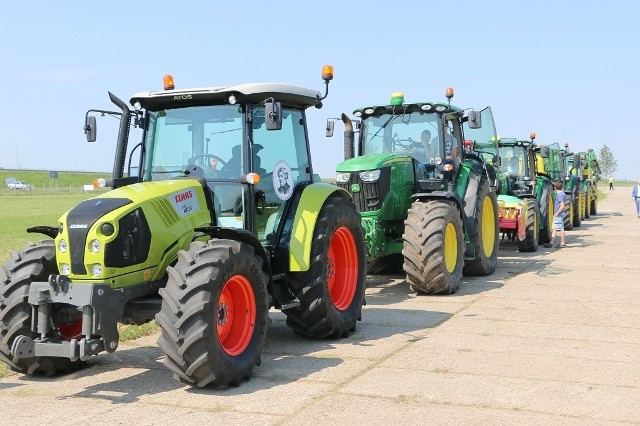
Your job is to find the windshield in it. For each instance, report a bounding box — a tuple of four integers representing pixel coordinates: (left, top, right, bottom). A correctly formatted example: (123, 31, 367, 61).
(142, 105, 243, 181)
(499, 145, 529, 177)
(360, 112, 442, 163)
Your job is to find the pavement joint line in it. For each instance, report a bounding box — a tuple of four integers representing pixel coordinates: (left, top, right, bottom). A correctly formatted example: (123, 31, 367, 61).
(330, 391, 631, 424)
(352, 364, 640, 390)
(452, 316, 640, 330)
(429, 329, 640, 346)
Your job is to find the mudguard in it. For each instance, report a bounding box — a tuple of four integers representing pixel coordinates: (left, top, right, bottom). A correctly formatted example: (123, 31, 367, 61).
(288, 183, 351, 271)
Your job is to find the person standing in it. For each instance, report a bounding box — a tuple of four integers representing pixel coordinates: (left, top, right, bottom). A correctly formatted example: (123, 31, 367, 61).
(632, 179, 640, 218)
(609, 176, 614, 190)
(543, 181, 567, 248)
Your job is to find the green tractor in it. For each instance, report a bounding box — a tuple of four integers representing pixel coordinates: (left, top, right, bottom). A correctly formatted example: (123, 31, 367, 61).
(571, 148, 601, 217)
(0, 66, 367, 388)
(495, 133, 555, 251)
(329, 89, 499, 295)
(540, 143, 577, 230)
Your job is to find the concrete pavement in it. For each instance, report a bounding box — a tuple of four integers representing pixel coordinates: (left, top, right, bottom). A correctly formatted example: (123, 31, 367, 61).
(1, 187, 638, 425)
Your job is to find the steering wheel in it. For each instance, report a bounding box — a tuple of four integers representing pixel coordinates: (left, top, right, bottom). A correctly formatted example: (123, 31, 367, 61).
(187, 153, 227, 177)
(393, 138, 416, 150)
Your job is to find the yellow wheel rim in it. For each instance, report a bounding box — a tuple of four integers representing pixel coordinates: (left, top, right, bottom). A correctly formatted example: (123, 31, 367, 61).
(444, 223, 457, 273)
(481, 196, 495, 257)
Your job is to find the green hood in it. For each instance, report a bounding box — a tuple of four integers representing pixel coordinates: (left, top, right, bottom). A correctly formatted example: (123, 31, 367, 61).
(336, 153, 411, 172)
(497, 194, 523, 208)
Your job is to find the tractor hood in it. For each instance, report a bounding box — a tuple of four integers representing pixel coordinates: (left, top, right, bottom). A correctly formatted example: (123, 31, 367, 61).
(497, 194, 523, 209)
(336, 153, 412, 172)
(55, 179, 212, 287)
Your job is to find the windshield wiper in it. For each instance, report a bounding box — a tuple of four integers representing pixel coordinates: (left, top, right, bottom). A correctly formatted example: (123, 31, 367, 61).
(370, 114, 398, 140)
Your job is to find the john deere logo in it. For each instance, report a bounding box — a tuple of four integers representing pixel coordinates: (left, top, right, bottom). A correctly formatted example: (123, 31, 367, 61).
(351, 183, 361, 192)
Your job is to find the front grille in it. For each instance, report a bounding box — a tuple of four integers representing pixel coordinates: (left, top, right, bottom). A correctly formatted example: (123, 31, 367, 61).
(337, 168, 391, 212)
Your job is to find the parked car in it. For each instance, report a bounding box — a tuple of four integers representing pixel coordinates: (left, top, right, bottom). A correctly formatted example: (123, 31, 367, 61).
(8, 181, 27, 190)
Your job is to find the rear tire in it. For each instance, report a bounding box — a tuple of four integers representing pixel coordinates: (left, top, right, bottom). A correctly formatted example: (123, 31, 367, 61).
(538, 182, 553, 244)
(564, 197, 574, 231)
(156, 239, 269, 388)
(572, 193, 582, 227)
(0, 241, 82, 376)
(590, 198, 597, 216)
(517, 199, 539, 252)
(402, 200, 463, 294)
(285, 196, 366, 339)
(584, 188, 590, 219)
(462, 178, 499, 276)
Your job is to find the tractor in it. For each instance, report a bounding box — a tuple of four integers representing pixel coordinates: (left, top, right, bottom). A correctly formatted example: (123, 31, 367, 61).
(570, 148, 601, 217)
(539, 143, 577, 230)
(0, 66, 368, 388)
(329, 89, 500, 295)
(495, 133, 554, 251)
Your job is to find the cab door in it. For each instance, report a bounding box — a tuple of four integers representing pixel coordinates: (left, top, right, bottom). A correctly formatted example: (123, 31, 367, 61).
(252, 107, 311, 247)
(463, 106, 498, 159)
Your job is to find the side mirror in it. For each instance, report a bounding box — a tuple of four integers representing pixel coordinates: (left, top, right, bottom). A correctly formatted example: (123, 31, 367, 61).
(539, 145, 549, 158)
(265, 100, 282, 131)
(467, 110, 482, 129)
(85, 115, 97, 142)
(492, 155, 501, 167)
(573, 153, 581, 170)
(325, 119, 335, 137)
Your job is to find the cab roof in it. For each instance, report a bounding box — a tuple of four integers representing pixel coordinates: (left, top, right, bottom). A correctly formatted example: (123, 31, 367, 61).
(131, 83, 321, 111)
(353, 102, 464, 118)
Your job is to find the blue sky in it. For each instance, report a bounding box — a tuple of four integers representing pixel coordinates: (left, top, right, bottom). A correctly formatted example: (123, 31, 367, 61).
(1, 1, 638, 179)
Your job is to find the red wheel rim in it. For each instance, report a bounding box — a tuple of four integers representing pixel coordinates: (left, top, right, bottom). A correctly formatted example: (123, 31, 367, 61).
(217, 275, 256, 356)
(326, 226, 358, 311)
(58, 319, 82, 340)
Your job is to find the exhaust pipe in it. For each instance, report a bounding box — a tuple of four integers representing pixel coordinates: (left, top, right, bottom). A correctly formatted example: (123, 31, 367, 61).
(109, 92, 132, 179)
(342, 113, 354, 160)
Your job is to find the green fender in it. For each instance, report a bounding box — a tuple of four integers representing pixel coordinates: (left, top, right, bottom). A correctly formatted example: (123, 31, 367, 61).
(289, 182, 351, 271)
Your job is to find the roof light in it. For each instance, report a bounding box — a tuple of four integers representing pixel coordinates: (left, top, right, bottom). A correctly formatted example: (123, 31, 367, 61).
(390, 92, 404, 106)
(530, 132, 536, 140)
(445, 87, 454, 99)
(228, 94, 237, 105)
(364, 108, 374, 115)
(133, 101, 142, 111)
(94, 178, 107, 188)
(163, 75, 175, 90)
(322, 65, 334, 81)
(463, 139, 473, 146)
(435, 105, 447, 112)
(421, 104, 433, 111)
(354, 111, 362, 117)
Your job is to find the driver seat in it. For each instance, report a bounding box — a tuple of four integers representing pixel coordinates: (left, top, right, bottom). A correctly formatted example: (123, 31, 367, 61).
(220, 145, 242, 176)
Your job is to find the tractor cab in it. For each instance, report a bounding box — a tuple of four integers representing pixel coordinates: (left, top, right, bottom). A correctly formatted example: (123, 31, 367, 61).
(87, 72, 334, 254)
(496, 137, 537, 197)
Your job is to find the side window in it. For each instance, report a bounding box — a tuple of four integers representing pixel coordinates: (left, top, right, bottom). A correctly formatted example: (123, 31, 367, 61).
(254, 108, 310, 193)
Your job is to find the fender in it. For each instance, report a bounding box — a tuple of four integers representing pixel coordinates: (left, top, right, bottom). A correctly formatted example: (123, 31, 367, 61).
(288, 183, 351, 271)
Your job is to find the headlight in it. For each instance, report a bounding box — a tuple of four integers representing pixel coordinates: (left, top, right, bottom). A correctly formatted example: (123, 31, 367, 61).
(58, 239, 68, 253)
(60, 264, 70, 275)
(336, 172, 351, 183)
(90, 239, 101, 253)
(92, 264, 103, 277)
(359, 170, 381, 182)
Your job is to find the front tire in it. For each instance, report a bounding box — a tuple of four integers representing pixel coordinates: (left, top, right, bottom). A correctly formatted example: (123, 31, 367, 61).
(285, 196, 366, 339)
(463, 178, 499, 276)
(0, 241, 81, 376)
(156, 239, 269, 388)
(402, 200, 463, 294)
(518, 199, 539, 252)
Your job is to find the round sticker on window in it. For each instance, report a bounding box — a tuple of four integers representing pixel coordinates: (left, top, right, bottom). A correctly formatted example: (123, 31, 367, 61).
(273, 160, 293, 201)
